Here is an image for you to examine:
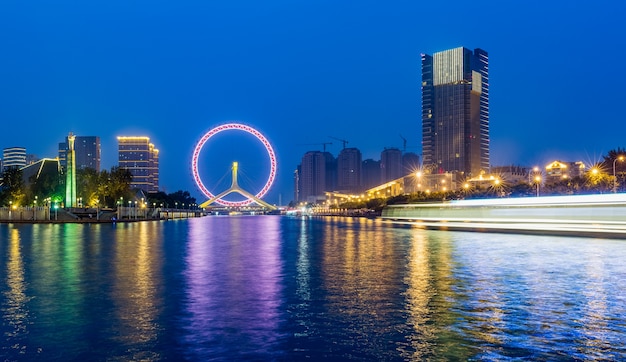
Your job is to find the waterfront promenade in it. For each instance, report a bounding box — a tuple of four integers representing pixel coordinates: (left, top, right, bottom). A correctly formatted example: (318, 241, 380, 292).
(0, 206, 201, 223)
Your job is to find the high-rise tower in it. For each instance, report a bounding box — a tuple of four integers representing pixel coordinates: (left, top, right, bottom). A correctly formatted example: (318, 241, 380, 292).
(299, 151, 326, 203)
(118, 136, 160, 192)
(59, 136, 101, 171)
(380, 148, 403, 183)
(421, 47, 489, 177)
(337, 147, 362, 193)
(2, 147, 27, 170)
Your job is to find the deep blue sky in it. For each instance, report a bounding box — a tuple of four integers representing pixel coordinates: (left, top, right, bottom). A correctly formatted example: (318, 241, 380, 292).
(1, 1, 625, 204)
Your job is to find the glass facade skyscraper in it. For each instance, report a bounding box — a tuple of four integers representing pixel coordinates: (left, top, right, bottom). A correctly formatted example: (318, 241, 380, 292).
(421, 47, 489, 177)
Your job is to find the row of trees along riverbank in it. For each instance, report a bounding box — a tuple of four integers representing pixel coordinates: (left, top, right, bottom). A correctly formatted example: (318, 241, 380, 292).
(0, 166, 196, 209)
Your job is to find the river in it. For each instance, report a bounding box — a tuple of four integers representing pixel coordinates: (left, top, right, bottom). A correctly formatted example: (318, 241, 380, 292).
(1, 216, 625, 360)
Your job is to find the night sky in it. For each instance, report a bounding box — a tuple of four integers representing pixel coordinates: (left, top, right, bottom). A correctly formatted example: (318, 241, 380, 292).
(1, 1, 625, 204)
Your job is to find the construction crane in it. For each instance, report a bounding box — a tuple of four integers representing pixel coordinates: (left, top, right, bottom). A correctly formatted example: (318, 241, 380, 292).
(329, 136, 349, 149)
(400, 134, 407, 152)
(301, 142, 332, 152)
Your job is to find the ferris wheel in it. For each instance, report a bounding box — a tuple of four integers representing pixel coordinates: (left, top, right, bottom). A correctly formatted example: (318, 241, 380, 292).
(191, 123, 277, 209)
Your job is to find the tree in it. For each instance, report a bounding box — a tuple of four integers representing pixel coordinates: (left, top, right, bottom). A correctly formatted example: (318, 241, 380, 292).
(107, 167, 134, 206)
(602, 147, 626, 192)
(77, 168, 100, 206)
(584, 166, 612, 193)
(168, 190, 196, 208)
(29, 167, 63, 204)
(0, 167, 25, 206)
(147, 190, 198, 209)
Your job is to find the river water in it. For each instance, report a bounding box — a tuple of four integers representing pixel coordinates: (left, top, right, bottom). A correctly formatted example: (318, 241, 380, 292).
(1, 216, 625, 361)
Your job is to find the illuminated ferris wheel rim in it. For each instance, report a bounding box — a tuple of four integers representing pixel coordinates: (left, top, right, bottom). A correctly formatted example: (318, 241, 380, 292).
(191, 123, 277, 207)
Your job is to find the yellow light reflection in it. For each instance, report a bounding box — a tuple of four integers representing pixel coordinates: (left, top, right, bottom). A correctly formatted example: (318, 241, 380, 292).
(4, 228, 30, 354)
(403, 232, 435, 358)
(112, 222, 161, 359)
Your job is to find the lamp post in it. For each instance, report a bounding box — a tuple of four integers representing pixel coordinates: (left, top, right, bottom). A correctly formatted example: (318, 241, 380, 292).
(534, 175, 541, 197)
(613, 155, 624, 193)
(9, 201, 12, 221)
(415, 171, 422, 192)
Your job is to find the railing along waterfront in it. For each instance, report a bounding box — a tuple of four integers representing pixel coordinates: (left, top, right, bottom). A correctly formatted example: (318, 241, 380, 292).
(381, 194, 626, 238)
(0, 206, 203, 222)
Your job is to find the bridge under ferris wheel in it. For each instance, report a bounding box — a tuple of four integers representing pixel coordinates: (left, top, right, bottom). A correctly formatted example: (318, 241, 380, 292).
(198, 162, 276, 210)
(192, 123, 278, 211)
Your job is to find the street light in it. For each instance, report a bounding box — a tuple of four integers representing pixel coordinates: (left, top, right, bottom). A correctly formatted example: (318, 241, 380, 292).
(528, 166, 540, 184)
(613, 155, 624, 193)
(415, 171, 422, 191)
(534, 175, 541, 197)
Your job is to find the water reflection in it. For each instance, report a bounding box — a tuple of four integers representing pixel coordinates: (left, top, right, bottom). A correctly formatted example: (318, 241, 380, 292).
(319, 217, 406, 359)
(448, 234, 626, 360)
(575, 241, 626, 358)
(295, 217, 311, 332)
(2, 228, 30, 356)
(401, 230, 476, 360)
(402, 230, 435, 359)
(0, 218, 625, 360)
(111, 222, 163, 360)
(183, 216, 283, 360)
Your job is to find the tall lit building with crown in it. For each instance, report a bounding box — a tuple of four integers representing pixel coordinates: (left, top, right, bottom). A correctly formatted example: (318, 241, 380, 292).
(421, 47, 489, 177)
(117, 136, 159, 193)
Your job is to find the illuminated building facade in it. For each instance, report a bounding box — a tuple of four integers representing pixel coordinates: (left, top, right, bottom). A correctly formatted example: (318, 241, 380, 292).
(2, 147, 27, 170)
(59, 136, 101, 171)
(422, 47, 489, 177)
(545, 160, 586, 184)
(337, 147, 362, 193)
(118, 136, 160, 193)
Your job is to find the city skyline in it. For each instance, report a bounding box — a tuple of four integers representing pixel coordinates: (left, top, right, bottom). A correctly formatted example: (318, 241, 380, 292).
(1, 1, 625, 203)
